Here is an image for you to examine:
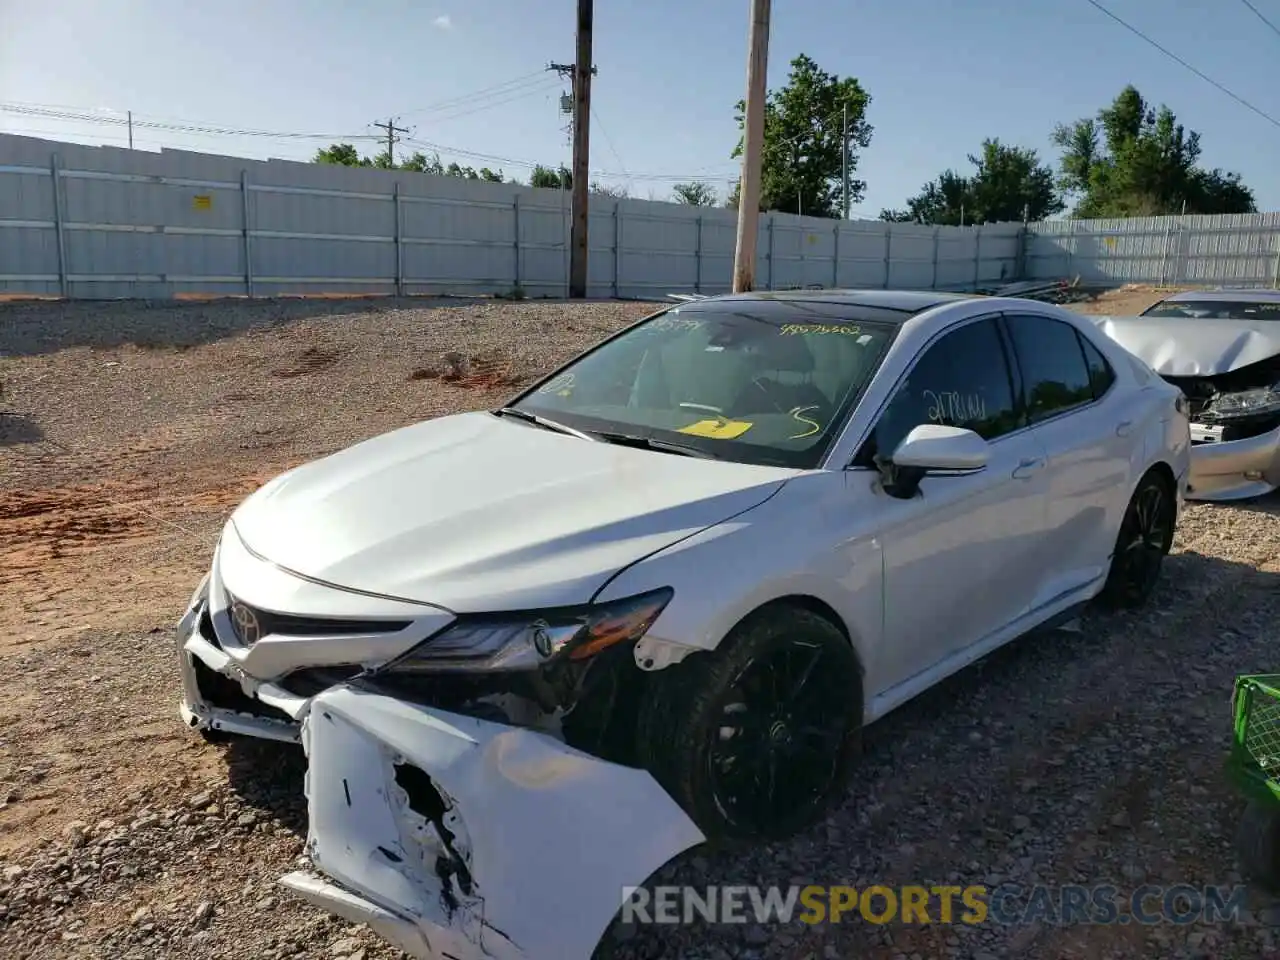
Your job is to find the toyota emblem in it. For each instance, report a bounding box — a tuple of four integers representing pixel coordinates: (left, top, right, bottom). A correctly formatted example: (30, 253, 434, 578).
(531, 621, 554, 659)
(230, 600, 261, 646)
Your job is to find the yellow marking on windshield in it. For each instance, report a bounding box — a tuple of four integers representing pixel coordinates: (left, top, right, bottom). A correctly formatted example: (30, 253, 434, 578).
(779, 323, 862, 336)
(678, 419, 754, 439)
(788, 406, 822, 439)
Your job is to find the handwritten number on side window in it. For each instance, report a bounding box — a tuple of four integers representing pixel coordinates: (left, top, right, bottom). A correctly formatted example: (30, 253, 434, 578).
(923, 389, 986, 426)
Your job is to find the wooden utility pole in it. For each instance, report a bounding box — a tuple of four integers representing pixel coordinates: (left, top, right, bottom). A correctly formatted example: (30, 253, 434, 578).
(841, 103, 850, 219)
(568, 0, 594, 299)
(732, 0, 771, 293)
(373, 117, 410, 166)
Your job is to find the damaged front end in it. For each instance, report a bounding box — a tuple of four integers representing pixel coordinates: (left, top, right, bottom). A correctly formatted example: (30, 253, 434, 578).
(280, 685, 706, 960)
(1161, 354, 1280, 500)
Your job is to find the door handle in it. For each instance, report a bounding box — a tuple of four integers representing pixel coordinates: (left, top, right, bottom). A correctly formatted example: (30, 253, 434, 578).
(1116, 419, 1134, 437)
(1012, 457, 1045, 480)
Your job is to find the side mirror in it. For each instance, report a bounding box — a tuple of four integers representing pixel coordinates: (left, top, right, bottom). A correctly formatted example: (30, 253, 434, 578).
(879, 424, 989, 499)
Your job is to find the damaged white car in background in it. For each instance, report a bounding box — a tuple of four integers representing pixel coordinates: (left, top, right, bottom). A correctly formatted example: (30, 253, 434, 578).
(175, 289, 1189, 959)
(1090, 288, 1280, 501)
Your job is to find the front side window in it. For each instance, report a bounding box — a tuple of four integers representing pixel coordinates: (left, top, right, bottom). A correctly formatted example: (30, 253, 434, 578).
(1004, 314, 1096, 423)
(1140, 298, 1280, 321)
(510, 301, 900, 468)
(862, 317, 1021, 462)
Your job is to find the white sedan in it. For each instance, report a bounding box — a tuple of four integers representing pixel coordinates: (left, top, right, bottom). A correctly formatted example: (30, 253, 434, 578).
(177, 290, 1189, 957)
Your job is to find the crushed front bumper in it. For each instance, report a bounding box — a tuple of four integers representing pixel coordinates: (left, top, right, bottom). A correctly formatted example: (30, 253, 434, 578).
(279, 685, 706, 960)
(1187, 423, 1280, 501)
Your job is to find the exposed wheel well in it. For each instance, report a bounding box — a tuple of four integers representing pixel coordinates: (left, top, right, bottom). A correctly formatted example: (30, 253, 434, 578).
(1142, 460, 1178, 520)
(738, 595, 864, 676)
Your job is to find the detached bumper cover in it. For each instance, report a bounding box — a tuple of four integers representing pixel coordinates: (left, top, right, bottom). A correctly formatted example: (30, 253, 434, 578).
(1188, 423, 1280, 501)
(280, 685, 706, 960)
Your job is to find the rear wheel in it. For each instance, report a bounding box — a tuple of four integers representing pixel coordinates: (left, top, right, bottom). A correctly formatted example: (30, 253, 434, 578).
(1099, 470, 1175, 609)
(636, 607, 862, 842)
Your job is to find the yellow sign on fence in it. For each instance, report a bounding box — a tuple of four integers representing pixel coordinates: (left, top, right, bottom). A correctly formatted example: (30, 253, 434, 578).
(192, 195, 212, 211)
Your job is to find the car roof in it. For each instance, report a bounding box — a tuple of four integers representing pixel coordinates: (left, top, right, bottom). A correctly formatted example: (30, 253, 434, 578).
(1160, 288, 1280, 304)
(690, 288, 980, 321)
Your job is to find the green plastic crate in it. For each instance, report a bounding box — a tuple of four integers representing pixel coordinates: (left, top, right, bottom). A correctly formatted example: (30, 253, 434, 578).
(1229, 674, 1280, 806)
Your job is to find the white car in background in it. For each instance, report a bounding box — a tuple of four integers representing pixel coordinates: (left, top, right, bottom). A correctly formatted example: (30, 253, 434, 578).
(175, 289, 1189, 960)
(1090, 288, 1280, 501)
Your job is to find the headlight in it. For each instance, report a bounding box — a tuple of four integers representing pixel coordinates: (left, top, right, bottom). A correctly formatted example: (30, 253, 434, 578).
(1204, 385, 1280, 419)
(379, 588, 674, 674)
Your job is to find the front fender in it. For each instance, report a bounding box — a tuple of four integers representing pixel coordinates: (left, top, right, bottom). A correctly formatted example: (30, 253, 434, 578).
(595, 472, 884, 692)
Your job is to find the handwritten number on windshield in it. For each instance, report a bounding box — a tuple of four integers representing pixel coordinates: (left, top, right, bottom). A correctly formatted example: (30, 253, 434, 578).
(788, 406, 822, 439)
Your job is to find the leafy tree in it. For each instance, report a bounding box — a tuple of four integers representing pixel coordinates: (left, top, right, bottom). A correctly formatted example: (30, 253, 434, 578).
(880, 139, 1063, 225)
(672, 181, 718, 206)
(1052, 85, 1256, 217)
(313, 143, 370, 167)
(313, 144, 507, 183)
(590, 181, 630, 199)
(731, 54, 873, 217)
(529, 164, 572, 189)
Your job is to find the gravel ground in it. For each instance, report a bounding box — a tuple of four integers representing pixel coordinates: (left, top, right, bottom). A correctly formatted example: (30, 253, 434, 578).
(2, 288, 1279, 960)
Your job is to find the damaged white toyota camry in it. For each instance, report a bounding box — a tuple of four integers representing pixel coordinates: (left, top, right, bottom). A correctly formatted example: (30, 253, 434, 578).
(175, 289, 1190, 959)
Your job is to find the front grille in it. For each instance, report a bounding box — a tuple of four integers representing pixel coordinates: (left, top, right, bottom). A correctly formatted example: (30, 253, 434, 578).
(276, 665, 364, 698)
(190, 657, 295, 724)
(220, 593, 411, 647)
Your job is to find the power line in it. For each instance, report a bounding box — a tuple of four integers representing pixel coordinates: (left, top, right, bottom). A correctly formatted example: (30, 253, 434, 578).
(429, 79, 562, 124)
(372, 117, 411, 163)
(394, 70, 550, 117)
(0, 102, 381, 141)
(1081, 0, 1280, 129)
(1238, 0, 1280, 40)
(591, 105, 629, 180)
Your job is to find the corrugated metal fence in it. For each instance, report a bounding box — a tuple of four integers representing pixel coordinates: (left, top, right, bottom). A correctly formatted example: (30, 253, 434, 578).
(0, 134, 1022, 300)
(6, 134, 1278, 300)
(1025, 214, 1280, 288)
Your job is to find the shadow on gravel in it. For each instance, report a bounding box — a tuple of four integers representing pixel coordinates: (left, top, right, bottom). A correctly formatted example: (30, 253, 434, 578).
(0, 412, 44, 445)
(0, 296, 517, 358)
(599, 549, 1280, 958)
(223, 737, 308, 836)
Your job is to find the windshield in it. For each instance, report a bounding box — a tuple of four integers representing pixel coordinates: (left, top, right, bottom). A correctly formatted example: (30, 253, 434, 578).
(1140, 299, 1280, 321)
(508, 300, 900, 468)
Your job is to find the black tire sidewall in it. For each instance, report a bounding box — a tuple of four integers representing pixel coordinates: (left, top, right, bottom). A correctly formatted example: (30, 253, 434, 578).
(638, 607, 863, 842)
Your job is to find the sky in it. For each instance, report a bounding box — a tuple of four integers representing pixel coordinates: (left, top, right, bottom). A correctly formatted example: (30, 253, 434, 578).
(2, 0, 1279, 218)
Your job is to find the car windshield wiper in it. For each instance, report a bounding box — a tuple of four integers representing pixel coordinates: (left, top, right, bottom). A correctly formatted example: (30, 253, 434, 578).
(592, 431, 719, 459)
(493, 407, 595, 441)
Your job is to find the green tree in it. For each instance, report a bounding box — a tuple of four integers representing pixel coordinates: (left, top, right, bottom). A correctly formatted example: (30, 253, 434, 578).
(881, 139, 1063, 225)
(590, 181, 630, 199)
(1052, 85, 1256, 217)
(672, 181, 718, 206)
(731, 54, 873, 217)
(313, 143, 371, 167)
(529, 164, 572, 189)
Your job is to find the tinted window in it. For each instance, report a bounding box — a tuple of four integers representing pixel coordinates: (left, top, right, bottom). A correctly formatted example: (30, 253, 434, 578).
(1004, 314, 1095, 424)
(1078, 334, 1115, 399)
(513, 301, 900, 469)
(866, 317, 1021, 461)
(1140, 298, 1280, 321)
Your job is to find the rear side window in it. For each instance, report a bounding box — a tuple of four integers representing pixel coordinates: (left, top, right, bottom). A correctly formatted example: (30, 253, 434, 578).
(1078, 334, 1116, 399)
(1003, 314, 1096, 424)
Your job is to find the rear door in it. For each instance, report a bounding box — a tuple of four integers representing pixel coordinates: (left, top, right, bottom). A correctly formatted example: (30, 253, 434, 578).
(1001, 313, 1133, 604)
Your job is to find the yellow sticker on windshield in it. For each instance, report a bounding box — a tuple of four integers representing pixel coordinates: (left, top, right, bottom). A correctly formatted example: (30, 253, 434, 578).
(678, 419, 753, 439)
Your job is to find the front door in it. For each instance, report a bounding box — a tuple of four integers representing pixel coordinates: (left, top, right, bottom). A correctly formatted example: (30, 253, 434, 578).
(854, 316, 1050, 695)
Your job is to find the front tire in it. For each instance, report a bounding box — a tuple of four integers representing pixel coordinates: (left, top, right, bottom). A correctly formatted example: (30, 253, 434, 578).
(636, 607, 862, 842)
(1099, 470, 1175, 609)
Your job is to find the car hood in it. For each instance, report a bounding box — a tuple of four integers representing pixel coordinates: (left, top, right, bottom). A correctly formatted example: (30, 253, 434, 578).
(230, 411, 796, 611)
(1089, 315, 1280, 376)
